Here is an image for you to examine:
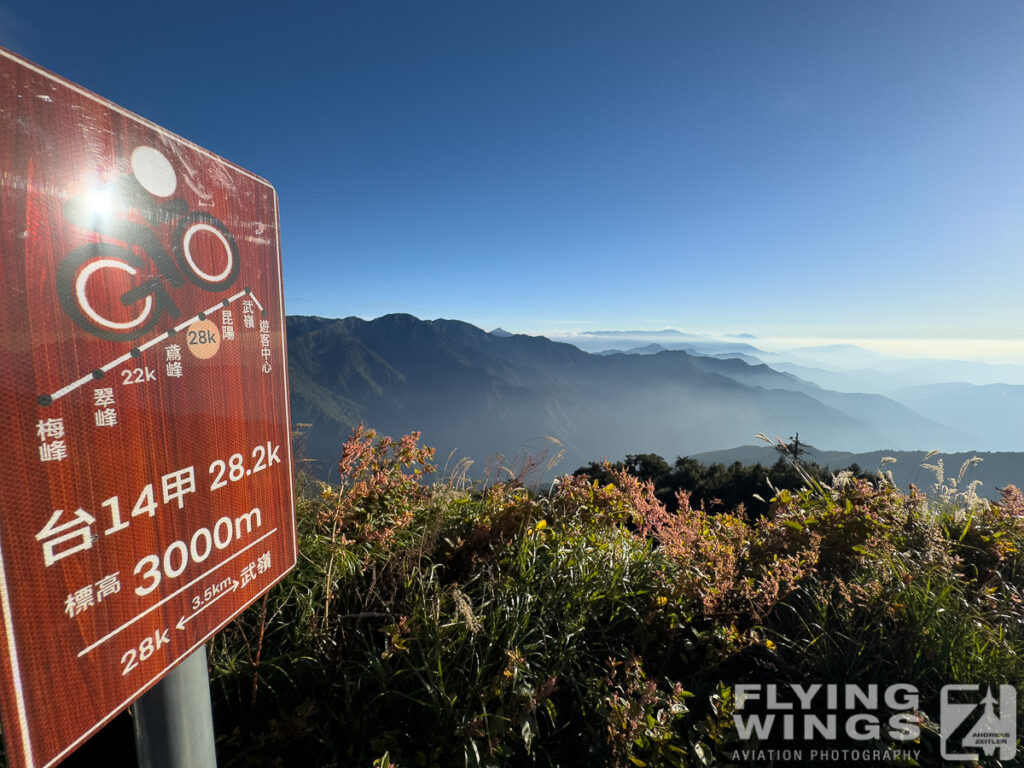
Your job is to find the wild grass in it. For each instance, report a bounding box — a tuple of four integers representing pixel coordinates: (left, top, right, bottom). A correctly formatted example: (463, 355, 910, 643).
(209, 429, 1024, 767)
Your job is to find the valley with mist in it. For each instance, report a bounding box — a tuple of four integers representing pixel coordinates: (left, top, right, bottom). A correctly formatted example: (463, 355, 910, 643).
(287, 313, 1023, 494)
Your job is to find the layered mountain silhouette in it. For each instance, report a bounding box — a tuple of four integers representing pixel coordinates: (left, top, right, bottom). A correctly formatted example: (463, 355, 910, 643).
(287, 315, 984, 479)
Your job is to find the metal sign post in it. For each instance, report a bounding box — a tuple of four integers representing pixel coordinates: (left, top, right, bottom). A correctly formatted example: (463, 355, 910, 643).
(0, 47, 296, 768)
(132, 646, 217, 768)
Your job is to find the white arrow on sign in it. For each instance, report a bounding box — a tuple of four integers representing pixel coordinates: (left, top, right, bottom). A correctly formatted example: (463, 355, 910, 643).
(175, 579, 239, 631)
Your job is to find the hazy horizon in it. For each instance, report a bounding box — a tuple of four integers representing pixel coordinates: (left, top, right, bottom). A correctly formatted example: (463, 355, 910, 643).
(288, 309, 1024, 366)
(539, 330, 1024, 366)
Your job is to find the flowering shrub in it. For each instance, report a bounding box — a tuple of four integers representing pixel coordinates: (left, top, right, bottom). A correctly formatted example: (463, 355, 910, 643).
(210, 434, 1024, 768)
(318, 425, 436, 546)
(941, 483, 1024, 588)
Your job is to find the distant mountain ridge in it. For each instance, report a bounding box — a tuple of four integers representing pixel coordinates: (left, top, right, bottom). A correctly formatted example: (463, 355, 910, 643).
(286, 314, 1003, 480)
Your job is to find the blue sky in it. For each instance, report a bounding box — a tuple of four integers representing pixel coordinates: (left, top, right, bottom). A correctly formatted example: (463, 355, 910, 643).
(3, 1, 1022, 356)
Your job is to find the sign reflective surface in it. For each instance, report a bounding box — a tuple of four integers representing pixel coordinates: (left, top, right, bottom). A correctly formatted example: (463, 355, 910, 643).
(0, 48, 296, 768)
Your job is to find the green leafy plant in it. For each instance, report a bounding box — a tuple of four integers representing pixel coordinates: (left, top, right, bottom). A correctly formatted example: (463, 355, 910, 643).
(208, 429, 1024, 767)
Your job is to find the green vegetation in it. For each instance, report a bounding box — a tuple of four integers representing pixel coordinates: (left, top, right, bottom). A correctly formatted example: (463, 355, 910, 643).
(573, 445, 842, 518)
(210, 429, 1024, 767)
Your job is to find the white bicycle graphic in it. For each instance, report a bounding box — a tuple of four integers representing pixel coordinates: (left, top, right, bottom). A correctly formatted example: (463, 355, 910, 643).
(56, 146, 241, 343)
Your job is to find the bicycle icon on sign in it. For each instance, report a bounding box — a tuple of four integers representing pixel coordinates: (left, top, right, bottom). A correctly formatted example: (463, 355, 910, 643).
(56, 145, 241, 343)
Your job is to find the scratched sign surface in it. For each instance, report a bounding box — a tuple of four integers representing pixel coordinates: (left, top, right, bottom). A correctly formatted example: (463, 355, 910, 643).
(0, 48, 295, 768)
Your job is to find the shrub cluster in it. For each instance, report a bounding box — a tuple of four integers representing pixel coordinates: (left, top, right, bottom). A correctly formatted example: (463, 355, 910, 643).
(210, 430, 1024, 767)
(575, 452, 842, 518)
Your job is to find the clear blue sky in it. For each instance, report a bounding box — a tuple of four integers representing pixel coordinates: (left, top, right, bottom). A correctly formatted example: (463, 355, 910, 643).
(3, 1, 1022, 349)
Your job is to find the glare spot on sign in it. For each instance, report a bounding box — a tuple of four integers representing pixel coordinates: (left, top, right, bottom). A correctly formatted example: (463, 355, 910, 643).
(131, 146, 177, 197)
(86, 188, 113, 218)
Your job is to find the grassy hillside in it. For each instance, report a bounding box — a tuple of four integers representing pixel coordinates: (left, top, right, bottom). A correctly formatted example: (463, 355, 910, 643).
(208, 428, 1024, 767)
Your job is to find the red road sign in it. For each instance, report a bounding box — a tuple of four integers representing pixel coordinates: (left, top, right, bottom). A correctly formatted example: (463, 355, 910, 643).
(0, 48, 296, 767)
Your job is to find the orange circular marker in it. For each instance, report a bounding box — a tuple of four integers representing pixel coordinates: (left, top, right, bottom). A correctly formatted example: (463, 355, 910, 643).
(187, 318, 222, 359)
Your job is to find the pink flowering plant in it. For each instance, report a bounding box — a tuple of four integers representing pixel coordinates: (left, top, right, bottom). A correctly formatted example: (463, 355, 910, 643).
(208, 429, 1024, 768)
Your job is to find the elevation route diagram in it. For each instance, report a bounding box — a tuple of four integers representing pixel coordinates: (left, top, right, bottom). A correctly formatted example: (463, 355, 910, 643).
(40, 289, 267, 405)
